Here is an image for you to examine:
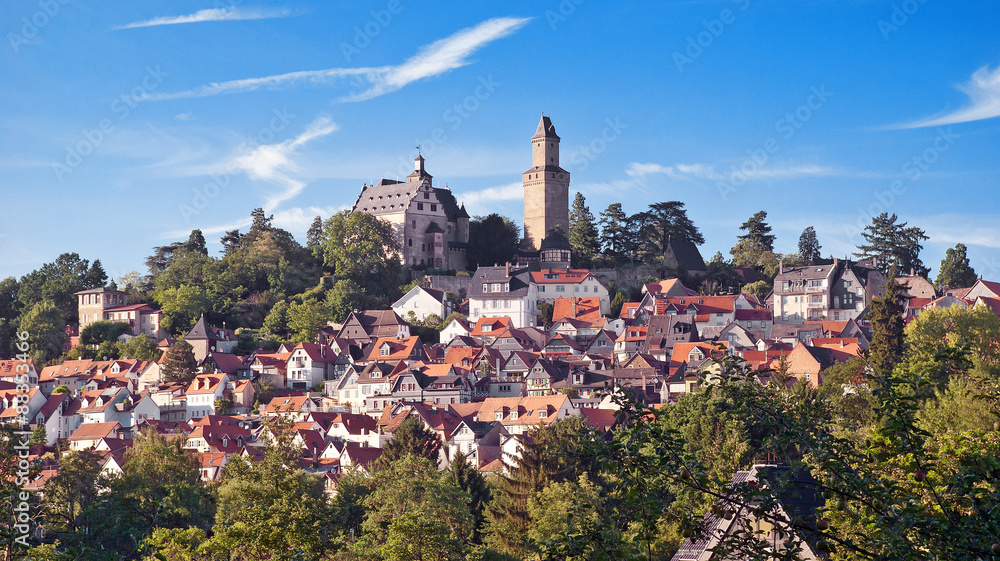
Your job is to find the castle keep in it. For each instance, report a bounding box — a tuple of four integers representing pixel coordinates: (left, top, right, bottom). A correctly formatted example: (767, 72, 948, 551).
(522, 115, 570, 249)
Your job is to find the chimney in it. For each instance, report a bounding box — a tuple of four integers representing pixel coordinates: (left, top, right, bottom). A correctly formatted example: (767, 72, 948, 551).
(779, 259, 784, 275)
(505, 262, 510, 276)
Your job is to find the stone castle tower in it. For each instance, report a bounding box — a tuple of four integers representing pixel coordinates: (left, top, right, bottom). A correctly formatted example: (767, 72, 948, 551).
(522, 115, 570, 250)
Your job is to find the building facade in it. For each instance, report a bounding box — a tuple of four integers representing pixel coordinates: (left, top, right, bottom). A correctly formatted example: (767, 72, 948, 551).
(351, 155, 469, 270)
(523, 116, 570, 249)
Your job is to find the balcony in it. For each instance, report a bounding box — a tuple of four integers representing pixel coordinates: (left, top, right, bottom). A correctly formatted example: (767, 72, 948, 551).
(805, 285, 825, 293)
(807, 301, 826, 309)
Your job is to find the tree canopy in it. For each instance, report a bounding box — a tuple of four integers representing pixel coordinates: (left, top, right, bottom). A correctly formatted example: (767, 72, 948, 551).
(855, 212, 929, 277)
(935, 242, 977, 289)
(466, 214, 520, 270)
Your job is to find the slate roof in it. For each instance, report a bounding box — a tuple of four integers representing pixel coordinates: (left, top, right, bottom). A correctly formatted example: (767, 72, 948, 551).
(469, 266, 533, 300)
(664, 240, 707, 273)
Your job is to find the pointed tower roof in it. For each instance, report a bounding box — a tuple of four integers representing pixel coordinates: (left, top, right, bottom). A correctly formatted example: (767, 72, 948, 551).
(185, 314, 218, 341)
(532, 115, 560, 140)
(407, 153, 432, 182)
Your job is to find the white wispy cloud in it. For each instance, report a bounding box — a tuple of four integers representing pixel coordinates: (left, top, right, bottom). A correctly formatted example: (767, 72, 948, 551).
(455, 182, 523, 215)
(626, 161, 838, 182)
(117, 6, 292, 29)
(140, 16, 531, 102)
(231, 115, 338, 211)
(271, 206, 343, 235)
(891, 64, 1000, 129)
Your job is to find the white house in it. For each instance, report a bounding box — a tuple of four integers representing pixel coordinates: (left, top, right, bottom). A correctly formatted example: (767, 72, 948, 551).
(285, 343, 337, 391)
(392, 286, 451, 323)
(185, 374, 230, 420)
(468, 266, 539, 329)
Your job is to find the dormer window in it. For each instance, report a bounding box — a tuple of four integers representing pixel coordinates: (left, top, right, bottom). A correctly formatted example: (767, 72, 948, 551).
(495, 411, 503, 421)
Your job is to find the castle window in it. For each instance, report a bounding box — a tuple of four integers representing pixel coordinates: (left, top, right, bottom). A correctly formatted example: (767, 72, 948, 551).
(408, 239, 412, 247)
(412, 220, 416, 229)
(424, 193, 429, 199)
(431, 204, 437, 212)
(417, 203, 424, 210)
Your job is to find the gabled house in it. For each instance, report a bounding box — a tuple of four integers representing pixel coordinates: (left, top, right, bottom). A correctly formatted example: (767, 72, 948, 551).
(32, 391, 78, 445)
(261, 395, 320, 421)
(773, 258, 886, 323)
(77, 387, 132, 425)
(286, 343, 338, 390)
(0, 359, 38, 388)
(439, 316, 472, 345)
(368, 336, 425, 364)
(531, 270, 611, 315)
(642, 314, 698, 361)
(392, 285, 451, 323)
(337, 310, 411, 346)
(69, 421, 124, 451)
(250, 352, 290, 389)
(474, 395, 578, 435)
(185, 373, 230, 419)
(468, 265, 539, 329)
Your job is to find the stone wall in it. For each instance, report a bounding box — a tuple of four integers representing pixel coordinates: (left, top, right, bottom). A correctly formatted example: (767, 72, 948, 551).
(424, 275, 473, 299)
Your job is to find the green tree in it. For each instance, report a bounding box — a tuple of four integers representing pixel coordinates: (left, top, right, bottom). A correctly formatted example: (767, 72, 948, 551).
(161, 338, 197, 384)
(917, 376, 995, 435)
(376, 415, 442, 469)
(467, 214, 520, 269)
(598, 203, 630, 263)
(354, 454, 472, 561)
(18, 252, 105, 326)
(527, 474, 604, 555)
(79, 320, 132, 346)
(155, 285, 212, 334)
(730, 210, 776, 271)
(19, 300, 66, 365)
(92, 429, 213, 556)
(261, 301, 290, 339)
(286, 298, 329, 343)
(0, 277, 22, 358)
(186, 229, 208, 256)
(742, 279, 771, 300)
(798, 225, 822, 265)
(326, 278, 368, 323)
(306, 215, 324, 260)
(41, 450, 103, 536)
(868, 276, 906, 373)
(118, 333, 162, 361)
(449, 451, 492, 544)
(568, 192, 600, 268)
(855, 212, 929, 277)
(899, 304, 1000, 391)
(637, 201, 705, 258)
(203, 418, 331, 560)
(935, 243, 977, 290)
(322, 210, 401, 300)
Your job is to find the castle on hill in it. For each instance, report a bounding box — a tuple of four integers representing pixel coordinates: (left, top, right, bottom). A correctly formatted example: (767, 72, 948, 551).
(350, 115, 572, 271)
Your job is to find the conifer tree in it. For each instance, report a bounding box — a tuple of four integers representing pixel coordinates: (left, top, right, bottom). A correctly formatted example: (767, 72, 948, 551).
(935, 243, 977, 289)
(160, 338, 197, 384)
(730, 210, 776, 270)
(798, 226, 822, 265)
(569, 192, 600, 267)
(376, 415, 442, 469)
(855, 212, 929, 277)
(449, 451, 491, 543)
(598, 203, 630, 263)
(868, 274, 906, 372)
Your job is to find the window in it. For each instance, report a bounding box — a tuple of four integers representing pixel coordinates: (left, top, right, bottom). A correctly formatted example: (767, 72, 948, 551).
(424, 193, 429, 199)
(412, 220, 416, 229)
(417, 202, 424, 210)
(408, 239, 412, 247)
(495, 411, 503, 421)
(431, 204, 437, 212)
(483, 283, 489, 293)
(555, 285, 566, 293)
(492, 283, 502, 292)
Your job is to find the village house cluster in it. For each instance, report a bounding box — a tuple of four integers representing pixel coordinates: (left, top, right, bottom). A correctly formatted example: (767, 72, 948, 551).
(9, 115, 1000, 545)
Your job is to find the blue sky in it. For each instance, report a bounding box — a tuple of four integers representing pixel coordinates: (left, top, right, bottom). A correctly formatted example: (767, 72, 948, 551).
(2, 0, 999, 282)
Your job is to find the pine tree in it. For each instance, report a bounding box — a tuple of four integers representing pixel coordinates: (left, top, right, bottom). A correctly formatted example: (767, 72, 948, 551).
(568, 193, 600, 268)
(935, 243, 977, 289)
(868, 274, 906, 373)
(186, 229, 208, 256)
(306, 216, 324, 259)
(638, 201, 705, 259)
(448, 451, 491, 543)
(376, 415, 442, 469)
(598, 203, 629, 263)
(730, 210, 776, 270)
(160, 338, 197, 384)
(798, 226, 822, 265)
(855, 212, 929, 277)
